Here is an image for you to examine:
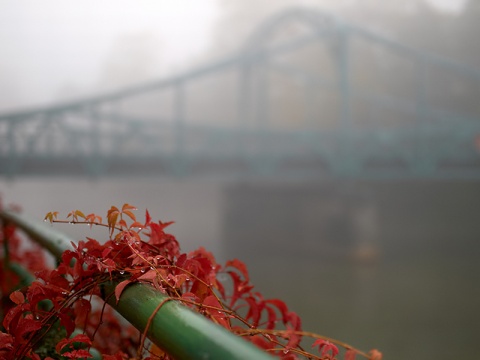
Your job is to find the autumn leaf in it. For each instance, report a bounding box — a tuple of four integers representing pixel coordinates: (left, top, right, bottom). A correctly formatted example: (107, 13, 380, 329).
(0, 332, 14, 351)
(265, 299, 289, 324)
(67, 210, 86, 222)
(369, 349, 383, 360)
(85, 213, 102, 227)
(122, 203, 137, 212)
(202, 295, 231, 329)
(107, 206, 120, 236)
(115, 279, 133, 303)
(138, 269, 157, 281)
(44, 211, 59, 223)
(2, 202, 375, 359)
(225, 258, 249, 283)
(312, 339, 339, 358)
(61, 349, 93, 359)
(74, 298, 92, 329)
(145, 209, 152, 226)
(13, 318, 42, 339)
(9, 290, 25, 305)
(129, 221, 145, 230)
(117, 219, 128, 229)
(345, 349, 357, 360)
(56, 333, 92, 354)
(102, 353, 127, 360)
(121, 203, 137, 222)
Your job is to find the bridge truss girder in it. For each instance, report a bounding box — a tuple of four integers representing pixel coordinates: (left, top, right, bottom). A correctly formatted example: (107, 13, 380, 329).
(1, 7, 480, 180)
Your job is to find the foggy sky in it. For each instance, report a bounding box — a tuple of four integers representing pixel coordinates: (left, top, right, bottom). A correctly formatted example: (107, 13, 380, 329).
(0, 0, 471, 113)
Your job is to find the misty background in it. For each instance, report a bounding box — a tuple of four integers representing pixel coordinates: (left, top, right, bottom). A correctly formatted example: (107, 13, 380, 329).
(1, 1, 480, 359)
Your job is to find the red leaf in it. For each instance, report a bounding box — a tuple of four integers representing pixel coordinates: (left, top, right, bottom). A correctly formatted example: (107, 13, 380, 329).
(57, 333, 93, 355)
(58, 311, 76, 337)
(225, 259, 249, 282)
(244, 296, 262, 326)
(115, 279, 132, 303)
(70, 333, 92, 347)
(138, 270, 157, 281)
(9, 290, 25, 305)
(14, 318, 42, 338)
(312, 339, 339, 358)
(62, 349, 93, 359)
(102, 353, 127, 360)
(56, 337, 70, 353)
(74, 298, 92, 328)
(0, 332, 14, 351)
(250, 334, 275, 351)
(264, 302, 277, 330)
(202, 295, 230, 329)
(345, 349, 357, 360)
(265, 299, 289, 324)
(3, 302, 27, 332)
(102, 247, 113, 258)
(181, 292, 200, 304)
(145, 209, 152, 226)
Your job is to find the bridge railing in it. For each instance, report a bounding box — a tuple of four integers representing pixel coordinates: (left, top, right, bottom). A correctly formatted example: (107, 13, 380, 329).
(1, 7, 480, 179)
(0, 209, 275, 360)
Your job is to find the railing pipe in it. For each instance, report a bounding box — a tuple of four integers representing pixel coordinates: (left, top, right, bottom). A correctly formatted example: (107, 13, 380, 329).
(0, 209, 275, 360)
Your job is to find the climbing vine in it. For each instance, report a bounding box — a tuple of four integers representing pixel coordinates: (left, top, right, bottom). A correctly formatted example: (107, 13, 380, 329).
(0, 203, 382, 360)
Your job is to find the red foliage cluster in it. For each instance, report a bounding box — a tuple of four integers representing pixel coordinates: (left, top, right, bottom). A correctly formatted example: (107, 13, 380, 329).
(0, 204, 382, 360)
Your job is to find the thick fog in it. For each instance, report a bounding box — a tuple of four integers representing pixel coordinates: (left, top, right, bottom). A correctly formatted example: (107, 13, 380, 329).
(1, 1, 479, 359)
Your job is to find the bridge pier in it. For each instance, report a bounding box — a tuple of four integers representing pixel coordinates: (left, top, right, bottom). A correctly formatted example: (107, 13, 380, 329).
(222, 181, 380, 263)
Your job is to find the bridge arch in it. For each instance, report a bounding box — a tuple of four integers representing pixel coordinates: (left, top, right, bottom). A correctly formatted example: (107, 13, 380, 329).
(238, 7, 345, 132)
(243, 7, 341, 50)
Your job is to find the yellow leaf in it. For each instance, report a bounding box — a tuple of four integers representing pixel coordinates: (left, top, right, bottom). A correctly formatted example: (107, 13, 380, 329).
(75, 210, 86, 219)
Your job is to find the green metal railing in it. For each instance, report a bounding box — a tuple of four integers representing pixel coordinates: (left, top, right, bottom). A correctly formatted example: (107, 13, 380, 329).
(0, 209, 275, 360)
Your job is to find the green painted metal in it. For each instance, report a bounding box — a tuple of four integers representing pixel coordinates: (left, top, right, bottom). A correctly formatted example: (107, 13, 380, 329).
(101, 281, 274, 360)
(0, 209, 275, 360)
(0, 210, 73, 260)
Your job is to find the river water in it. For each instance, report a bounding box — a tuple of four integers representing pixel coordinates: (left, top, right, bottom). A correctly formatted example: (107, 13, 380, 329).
(1, 177, 479, 359)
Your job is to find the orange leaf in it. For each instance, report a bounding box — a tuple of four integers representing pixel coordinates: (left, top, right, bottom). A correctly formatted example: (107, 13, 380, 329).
(369, 349, 383, 360)
(130, 221, 145, 230)
(122, 210, 136, 221)
(149, 343, 165, 357)
(122, 203, 137, 212)
(107, 206, 120, 235)
(117, 219, 128, 229)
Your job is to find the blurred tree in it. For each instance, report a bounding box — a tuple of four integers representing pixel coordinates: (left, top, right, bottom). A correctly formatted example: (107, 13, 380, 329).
(97, 31, 164, 91)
